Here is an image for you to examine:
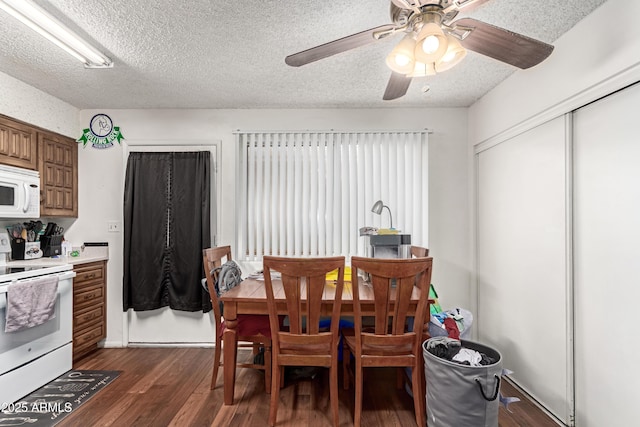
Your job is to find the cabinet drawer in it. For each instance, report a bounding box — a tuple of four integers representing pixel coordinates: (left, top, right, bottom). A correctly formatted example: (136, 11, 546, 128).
(74, 303, 104, 329)
(74, 264, 104, 285)
(74, 322, 105, 349)
(74, 284, 103, 308)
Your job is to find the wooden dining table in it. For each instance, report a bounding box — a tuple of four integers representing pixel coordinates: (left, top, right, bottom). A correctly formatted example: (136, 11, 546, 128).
(219, 275, 428, 405)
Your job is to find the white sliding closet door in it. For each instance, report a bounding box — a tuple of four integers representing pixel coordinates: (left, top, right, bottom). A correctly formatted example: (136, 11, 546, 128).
(476, 116, 571, 424)
(573, 83, 640, 427)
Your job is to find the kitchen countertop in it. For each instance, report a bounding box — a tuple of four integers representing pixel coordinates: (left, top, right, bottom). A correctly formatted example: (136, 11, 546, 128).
(6, 246, 109, 267)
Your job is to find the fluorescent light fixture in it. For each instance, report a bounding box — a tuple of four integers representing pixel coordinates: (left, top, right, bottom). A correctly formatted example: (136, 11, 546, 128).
(0, 0, 112, 68)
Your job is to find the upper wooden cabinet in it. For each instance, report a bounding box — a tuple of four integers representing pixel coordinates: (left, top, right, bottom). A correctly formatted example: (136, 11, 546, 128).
(0, 114, 79, 218)
(38, 130, 78, 217)
(0, 115, 38, 170)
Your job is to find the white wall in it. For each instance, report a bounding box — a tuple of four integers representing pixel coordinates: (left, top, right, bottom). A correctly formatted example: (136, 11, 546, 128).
(73, 108, 470, 345)
(0, 71, 78, 137)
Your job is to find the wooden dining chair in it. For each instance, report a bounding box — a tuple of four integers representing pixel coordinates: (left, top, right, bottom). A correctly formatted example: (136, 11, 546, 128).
(410, 245, 429, 258)
(343, 256, 433, 427)
(263, 256, 345, 427)
(203, 246, 272, 392)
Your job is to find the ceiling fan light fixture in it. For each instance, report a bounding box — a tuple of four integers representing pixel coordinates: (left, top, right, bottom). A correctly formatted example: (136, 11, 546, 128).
(414, 21, 448, 63)
(409, 61, 436, 78)
(385, 34, 416, 74)
(435, 34, 467, 72)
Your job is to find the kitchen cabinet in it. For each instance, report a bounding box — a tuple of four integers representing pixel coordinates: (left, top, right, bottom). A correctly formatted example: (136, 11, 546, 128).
(72, 261, 106, 361)
(0, 114, 38, 170)
(0, 115, 79, 218)
(38, 129, 78, 217)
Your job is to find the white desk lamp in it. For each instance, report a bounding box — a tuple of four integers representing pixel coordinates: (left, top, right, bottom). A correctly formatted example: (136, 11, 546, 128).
(371, 200, 393, 229)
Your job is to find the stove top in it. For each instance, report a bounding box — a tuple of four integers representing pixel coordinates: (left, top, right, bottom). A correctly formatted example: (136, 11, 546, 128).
(0, 264, 73, 282)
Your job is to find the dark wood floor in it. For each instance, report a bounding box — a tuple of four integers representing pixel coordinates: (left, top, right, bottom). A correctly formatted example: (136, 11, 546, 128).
(60, 347, 559, 427)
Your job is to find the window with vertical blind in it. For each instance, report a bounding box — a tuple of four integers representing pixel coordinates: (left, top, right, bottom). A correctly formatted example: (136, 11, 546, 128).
(236, 130, 428, 261)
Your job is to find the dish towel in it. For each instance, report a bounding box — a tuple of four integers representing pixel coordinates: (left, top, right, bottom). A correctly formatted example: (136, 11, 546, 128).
(5, 276, 59, 333)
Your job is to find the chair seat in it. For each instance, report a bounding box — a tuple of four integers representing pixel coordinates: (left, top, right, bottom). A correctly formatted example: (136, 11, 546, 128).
(220, 314, 272, 338)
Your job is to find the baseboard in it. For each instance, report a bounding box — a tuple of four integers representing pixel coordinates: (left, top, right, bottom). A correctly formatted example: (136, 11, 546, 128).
(101, 340, 125, 348)
(126, 342, 215, 348)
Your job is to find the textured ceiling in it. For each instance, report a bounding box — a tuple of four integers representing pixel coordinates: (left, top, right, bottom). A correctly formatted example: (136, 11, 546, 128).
(0, 0, 607, 109)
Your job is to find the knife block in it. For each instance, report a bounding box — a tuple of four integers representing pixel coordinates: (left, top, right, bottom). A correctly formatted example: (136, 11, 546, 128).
(10, 238, 25, 260)
(41, 235, 63, 257)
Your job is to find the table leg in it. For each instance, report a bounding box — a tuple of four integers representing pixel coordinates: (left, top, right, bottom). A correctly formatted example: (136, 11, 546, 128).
(223, 303, 238, 405)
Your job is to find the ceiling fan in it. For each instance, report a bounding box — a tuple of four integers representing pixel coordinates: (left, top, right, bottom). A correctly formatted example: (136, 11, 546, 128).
(285, 0, 554, 100)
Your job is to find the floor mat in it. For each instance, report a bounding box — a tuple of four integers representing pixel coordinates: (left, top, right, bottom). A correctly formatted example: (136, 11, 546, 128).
(0, 370, 120, 426)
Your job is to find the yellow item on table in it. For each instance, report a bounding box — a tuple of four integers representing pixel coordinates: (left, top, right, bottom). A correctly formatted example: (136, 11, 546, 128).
(326, 266, 351, 283)
(377, 228, 399, 235)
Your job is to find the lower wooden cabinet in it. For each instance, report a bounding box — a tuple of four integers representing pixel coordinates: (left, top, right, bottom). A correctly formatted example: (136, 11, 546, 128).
(73, 261, 107, 361)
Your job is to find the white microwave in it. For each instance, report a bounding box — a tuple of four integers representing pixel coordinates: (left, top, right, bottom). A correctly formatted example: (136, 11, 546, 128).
(0, 164, 40, 219)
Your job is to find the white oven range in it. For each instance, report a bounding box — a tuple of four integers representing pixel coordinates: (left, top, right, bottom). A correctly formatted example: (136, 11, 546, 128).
(0, 264, 75, 404)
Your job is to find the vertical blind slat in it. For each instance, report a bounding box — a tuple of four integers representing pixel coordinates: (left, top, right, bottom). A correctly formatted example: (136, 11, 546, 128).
(247, 134, 256, 259)
(256, 134, 264, 259)
(317, 134, 326, 256)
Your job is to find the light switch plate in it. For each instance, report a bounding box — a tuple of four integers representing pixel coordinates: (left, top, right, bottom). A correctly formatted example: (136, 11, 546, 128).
(107, 221, 121, 232)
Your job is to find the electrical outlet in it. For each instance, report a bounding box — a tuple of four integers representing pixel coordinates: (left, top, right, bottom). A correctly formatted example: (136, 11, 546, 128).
(107, 221, 121, 232)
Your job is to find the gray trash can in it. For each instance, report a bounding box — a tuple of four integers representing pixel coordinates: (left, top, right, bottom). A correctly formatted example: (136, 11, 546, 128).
(423, 338, 502, 427)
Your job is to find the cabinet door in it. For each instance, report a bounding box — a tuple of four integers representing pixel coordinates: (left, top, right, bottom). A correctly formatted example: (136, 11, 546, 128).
(0, 115, 38, 170)
(38, 130, 78, 217)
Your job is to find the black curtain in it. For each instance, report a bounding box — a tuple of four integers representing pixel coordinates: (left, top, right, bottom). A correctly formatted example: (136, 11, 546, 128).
(123, 152, 212, 312)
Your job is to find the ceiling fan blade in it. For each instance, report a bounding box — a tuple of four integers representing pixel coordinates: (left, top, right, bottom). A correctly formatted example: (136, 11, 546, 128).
(383, 72, 412, 100)
(453, 18, 554, 69)
(285, 24, 397, 67)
